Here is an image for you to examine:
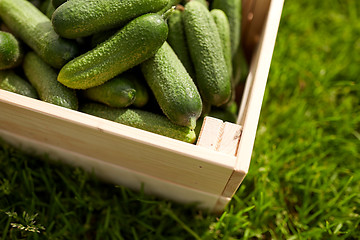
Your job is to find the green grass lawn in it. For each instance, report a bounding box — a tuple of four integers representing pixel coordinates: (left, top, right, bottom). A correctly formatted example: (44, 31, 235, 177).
(1, 0, 360, 239)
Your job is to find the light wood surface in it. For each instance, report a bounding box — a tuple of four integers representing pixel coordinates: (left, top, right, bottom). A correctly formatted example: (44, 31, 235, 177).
(0, 90, 236, 196)
(0, 130, 229, 211)
(232, 0, 285, 198)
(197, 117, 242, 156)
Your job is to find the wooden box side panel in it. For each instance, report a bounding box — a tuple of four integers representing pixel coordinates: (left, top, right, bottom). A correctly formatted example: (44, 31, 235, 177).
(236, 0, 284, 173)
(0, 90, 236, 197)
(1, 130, 226, 211)
(210, 0, 285, 202)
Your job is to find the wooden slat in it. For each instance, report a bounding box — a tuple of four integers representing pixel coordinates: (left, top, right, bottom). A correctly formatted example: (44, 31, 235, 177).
(232, 0, 285, 199)
(212, 196, 232, 215)
(213, 0, 285, 200)
(0, 90, 236, 197)
(0, 130, 224, 211)
(196, 117, 223, 150)
(242, 0, 271, 62)
(196, 117, 242, 157)
(221, 169, 247, 198)
(217, 122, 242, 156)
(237, 0, 284, 171)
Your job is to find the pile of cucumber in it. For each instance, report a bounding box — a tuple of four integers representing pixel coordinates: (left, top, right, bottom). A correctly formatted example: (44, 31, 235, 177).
(0, 0, 247, 143)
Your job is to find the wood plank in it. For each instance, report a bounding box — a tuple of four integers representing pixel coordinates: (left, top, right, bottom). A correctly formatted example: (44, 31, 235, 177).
(217, 122, 242, 156)
(212, 196, 232, 214)
(221, 169, 247, 198)
(0, 130, 223, 211)
(197, 117, 242, 157)
(237, 0, 285, 174)
(196, 117, 223, 151)
(0, 90, 236, 196)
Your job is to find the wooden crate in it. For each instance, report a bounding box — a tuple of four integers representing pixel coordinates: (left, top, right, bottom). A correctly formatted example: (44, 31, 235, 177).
(0, 0, 284, 213)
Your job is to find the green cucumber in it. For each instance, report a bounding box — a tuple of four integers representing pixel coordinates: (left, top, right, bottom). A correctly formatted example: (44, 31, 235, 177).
(0, 31, 22, 70)
(23, 52, 78, 110)
(81, 103, 196, 143)
(82, 73, 136, 108)
(141, 41, 202, 129)
(211, 9, 233, 82)
(52, 0, 170, 39)
(0, 70, 38, 98)
(183, 1, 231, 107)
(211, 0, 241, 57)
(58, 13, 169, 90)
(167, 9, 195, 79)
(0, 0, 79, 69)
(182, 0, 208, 8)
(131, 73, 149, 108)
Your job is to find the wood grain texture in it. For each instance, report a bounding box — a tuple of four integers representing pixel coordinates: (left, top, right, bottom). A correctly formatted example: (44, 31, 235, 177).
(217, 122, 242, 156)
(196, 117, 223, 151)
(196, 117, 242, 156)
(0, 90, 236, 196)
(236, 0, 284, 174)
(0, 130, 224, 211)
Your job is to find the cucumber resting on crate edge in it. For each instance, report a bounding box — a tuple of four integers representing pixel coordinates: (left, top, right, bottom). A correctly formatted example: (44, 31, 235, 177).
(0, 70, 38, 99)
(23, 52, 78, 110)
(80, 103, 197, 144)
(141, 41, 202, 129)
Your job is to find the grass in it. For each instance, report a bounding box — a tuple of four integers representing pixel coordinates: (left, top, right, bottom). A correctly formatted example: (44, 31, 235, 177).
(1, 0, 360, 239)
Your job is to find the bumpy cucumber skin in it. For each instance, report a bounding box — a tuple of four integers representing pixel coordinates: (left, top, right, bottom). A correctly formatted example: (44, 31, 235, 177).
(82, 74, 136, 108)
(58, 13, 168, 90)
(23, 52, 78, 110)
(0, 70, 38, 98)
(81, 103, 196, 143)
(141, 42, 202, 129)
(211, 0, 241, 57)
(0, 31, 22, 70)
(52, 0, 169, 39)
(211, 9, 233, 83)
(0, 0, 79, 69)
(167, 9, 195, 79)
(183, 1, 231, 107)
